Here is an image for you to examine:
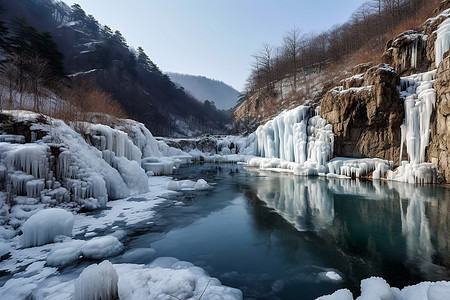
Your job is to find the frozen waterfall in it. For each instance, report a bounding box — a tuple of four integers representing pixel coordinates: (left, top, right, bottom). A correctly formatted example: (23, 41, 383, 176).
(253, 106, 334, 175)
(388, 71, 437, 184)
(435, 17, 450, 67)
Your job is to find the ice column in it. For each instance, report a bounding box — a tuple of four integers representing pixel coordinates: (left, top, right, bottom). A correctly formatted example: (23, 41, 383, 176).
(400, 72, 436, 165)
(255, 106, 333, 170)
(435, 18, 450, 67)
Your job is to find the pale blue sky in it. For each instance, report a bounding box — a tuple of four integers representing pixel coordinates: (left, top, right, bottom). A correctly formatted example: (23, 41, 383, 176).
(63, 0, 367, 91)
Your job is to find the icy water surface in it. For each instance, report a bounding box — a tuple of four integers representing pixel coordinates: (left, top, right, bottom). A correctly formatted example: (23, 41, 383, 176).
(125, 163, 450, 300)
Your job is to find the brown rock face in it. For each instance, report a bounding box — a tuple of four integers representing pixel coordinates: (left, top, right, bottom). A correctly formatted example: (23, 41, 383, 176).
(428, 51, 450, 183)
(233, 92, 280, 134)
(383, 1, 450, 74)
(320, 64, 404, 163)
(383, 30, 429, 75)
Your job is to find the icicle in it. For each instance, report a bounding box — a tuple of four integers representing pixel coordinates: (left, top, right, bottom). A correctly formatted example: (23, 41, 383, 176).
(435, 18, 450, 67)
(91, 124, 142, 164)
(254, 106, 334, 175)
(410, 38, 418, 69)
(26, 179, 45, 199)
(388, 70, 438, 184)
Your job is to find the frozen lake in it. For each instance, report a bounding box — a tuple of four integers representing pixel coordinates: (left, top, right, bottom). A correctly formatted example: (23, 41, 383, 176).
(126, 163, 450, 299)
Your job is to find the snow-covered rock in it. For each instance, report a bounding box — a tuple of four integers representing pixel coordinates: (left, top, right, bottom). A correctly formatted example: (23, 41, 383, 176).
(142, 157, 174, 175)
(20, 208, 74, 247)
(317, 277, 450, 300)
(0, 111, 187, 232)
(74, 260, 119, 300)
(81, 236, 123, 259)
(194, 179, 210, 190)
(46, 239, 84, 266)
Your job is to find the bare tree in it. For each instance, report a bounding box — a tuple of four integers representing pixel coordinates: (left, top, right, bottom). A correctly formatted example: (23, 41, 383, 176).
(1, 54, 20, 108)
(27, 53, 51, 112)
(282, 27, 303, 91)
(258, 43, 274, 92)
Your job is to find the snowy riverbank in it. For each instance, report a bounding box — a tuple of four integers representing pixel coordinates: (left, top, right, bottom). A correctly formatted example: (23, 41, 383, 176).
(0, 109, 448, 299)
(0, 175, 243, 299)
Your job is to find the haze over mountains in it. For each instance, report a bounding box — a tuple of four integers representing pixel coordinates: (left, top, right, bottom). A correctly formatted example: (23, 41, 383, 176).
(167, 73, 240, 110)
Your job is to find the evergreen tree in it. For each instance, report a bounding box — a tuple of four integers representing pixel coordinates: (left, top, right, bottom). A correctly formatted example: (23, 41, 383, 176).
(0, 3, 8, 50)
(6, 17, 64, 84)
(86, 14, 100, 34)
(125, 50, 138, 79)
(71, 3, 87, 21)
(137, 46, 161, 74)
(34, 32, 65, 79)
(113, 30, 127, 46)
(102, 25, 113, 37)
(94, 42, 112, 68)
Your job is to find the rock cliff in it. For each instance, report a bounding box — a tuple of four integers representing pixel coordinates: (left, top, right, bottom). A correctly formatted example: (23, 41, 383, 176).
(428, 50, 450, 183)
(320, 65, 404, 163)
(383, 2, 450, 75)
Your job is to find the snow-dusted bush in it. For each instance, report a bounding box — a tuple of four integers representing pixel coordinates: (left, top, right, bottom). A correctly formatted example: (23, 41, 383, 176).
(20, 208, 74, 247)
(74, 260, 118, 300)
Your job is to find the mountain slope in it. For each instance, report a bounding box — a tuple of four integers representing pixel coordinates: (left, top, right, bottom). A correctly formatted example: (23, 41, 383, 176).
(167, 73, 240, 110)
(0, 0, 229, 137)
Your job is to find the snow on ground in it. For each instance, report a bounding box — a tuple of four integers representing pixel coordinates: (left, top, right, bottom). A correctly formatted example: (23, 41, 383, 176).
(317, 277, 450, 300)
(0, 111, 243, 299)
(31, 258, 242, 300)
(0, 174, 243, 300)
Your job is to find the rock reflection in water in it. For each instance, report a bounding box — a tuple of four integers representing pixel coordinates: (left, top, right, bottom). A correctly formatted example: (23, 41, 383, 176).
(247, 169, 450, 280)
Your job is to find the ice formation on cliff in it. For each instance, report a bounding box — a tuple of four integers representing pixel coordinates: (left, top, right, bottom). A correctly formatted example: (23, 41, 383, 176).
(435, 17, 450, 67)
(0, 110, 196, 246)
(254, 106, 334, 175)
(327, 157, 392, 179)
(388, 70, 437, 183)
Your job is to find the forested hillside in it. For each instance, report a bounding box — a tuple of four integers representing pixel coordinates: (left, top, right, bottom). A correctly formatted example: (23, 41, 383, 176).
(0, 0, 230, 136)
(235, 0, 443, 132)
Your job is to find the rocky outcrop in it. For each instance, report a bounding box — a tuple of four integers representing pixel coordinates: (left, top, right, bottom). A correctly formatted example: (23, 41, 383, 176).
(422, 6, 450, 70)
(320, 64, 404, 163)
(383, 30, 429, 75)
(383, 2, 450, 74)
(428, 50, 450, 183)
(233, 92, 279, 134)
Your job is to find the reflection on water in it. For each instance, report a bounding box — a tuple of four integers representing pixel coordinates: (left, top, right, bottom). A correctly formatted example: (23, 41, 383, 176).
(399, 187, 433, 268)
(146, 164, 449, 299)
(246, 168, 450, 281)
(255, 174, 334, 231)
